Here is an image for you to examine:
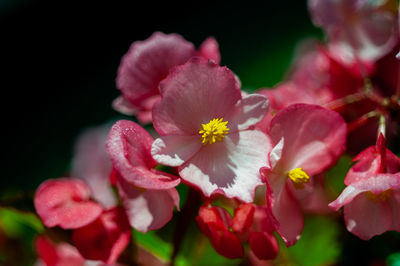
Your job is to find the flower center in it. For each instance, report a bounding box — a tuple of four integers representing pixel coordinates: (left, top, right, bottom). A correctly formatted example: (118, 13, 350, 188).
(287, 167, 310, 188)
(199, 118, 229, 145)
(365, 189, 392, 203)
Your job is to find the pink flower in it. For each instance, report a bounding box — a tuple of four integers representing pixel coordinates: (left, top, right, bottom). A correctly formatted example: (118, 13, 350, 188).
(329, 134, 400, 240)
(114, 32, 220, 123)
(260, 104, 346, 246)
(71, 123, 117, 209)
(308, 0, 399, 62)
(72, 207, 131, 264)
(106, 120, 180, 232)
(34, 178, 103, 229)
(151, 58, 271, 203)
(35, 236, 85, 266)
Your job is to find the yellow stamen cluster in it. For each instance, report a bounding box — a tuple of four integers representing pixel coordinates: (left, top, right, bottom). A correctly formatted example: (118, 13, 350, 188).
(288, 167, 310, 188)
(199, 118, 230, 145)
(365, 189, 392, 203)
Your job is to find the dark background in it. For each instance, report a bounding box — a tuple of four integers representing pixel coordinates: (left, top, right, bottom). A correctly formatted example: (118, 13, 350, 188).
(2, 0, 320, 194)
(2, 2, 400, 265)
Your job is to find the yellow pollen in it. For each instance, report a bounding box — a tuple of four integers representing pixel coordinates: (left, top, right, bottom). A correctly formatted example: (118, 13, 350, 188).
(365, 189, 392, 203)
(199, 118, 230, 145)
(287, 168, 310, 188)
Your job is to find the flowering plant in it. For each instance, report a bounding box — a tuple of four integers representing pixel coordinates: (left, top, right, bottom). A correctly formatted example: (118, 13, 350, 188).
(2, 0, 399, 265)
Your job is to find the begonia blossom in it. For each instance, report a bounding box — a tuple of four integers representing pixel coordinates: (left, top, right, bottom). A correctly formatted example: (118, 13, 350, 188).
(72, 207, 131, 264)
(71, 124, 117, 209)
(34, 178, 103, 229)
(329, 134, 400, 239)
(260, 104, 346, 246)
(309, 0, 399, 62)
(151, 57, 271, 203)
(106, 120, 180, 232)
(114, 32, 220, 123)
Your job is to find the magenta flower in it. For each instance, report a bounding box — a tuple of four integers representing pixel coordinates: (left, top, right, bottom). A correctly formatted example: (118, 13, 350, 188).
(308, 0, 398, 62)
(260, 104, 346, 246)
(329, 134, 400, 239)
(151, 58, 271, 203)
(34, 178, 103, 229)
(114, 32, 220, 123)
(106, 120, 180, 232)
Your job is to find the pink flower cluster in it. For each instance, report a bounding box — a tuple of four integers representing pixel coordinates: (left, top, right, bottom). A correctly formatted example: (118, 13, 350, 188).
(33, 0, 399, 264)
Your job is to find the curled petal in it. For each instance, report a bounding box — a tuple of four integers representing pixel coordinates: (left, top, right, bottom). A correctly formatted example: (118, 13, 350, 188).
(328, 185, 365, 211)
(106, 120, 180, 189)
(117, 176, 179, 232)
(34, 179, 103, 229)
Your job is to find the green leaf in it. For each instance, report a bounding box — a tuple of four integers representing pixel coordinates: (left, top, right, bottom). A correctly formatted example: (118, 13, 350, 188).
(0, 207, 44, 237)
(133, 230, 173, 262)
(387, 252, 400, 266)
(325, 154, 352, 196)
(281, 215, 341, 266)
(0, 207, 44, 265)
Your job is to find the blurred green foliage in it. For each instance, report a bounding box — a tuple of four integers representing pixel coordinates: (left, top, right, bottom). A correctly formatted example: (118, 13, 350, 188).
(0, 208, 43, 265)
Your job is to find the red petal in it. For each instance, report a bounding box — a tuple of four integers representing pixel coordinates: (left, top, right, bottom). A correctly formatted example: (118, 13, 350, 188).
(72, 207, 131, 264)
(208, 226, 244, 259)
(249, 232, 278, 260)
(232, 203, 255, 233)
(34, 179, 103, 229)
(197, 37, 221, 64)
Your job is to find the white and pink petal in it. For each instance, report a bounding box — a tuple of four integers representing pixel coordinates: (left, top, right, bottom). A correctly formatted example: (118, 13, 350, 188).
(179, 130, 271, 203)
(117, 176, 179, 233)
(151, 135, 202, 167)
(344, 193, 392, 240)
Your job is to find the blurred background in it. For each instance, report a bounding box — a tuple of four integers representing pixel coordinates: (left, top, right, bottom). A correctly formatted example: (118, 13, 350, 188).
(1, 0, 399, 265)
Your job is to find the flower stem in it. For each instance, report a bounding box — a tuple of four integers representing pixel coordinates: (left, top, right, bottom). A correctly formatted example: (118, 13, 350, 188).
(170, 188, 201, 266)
